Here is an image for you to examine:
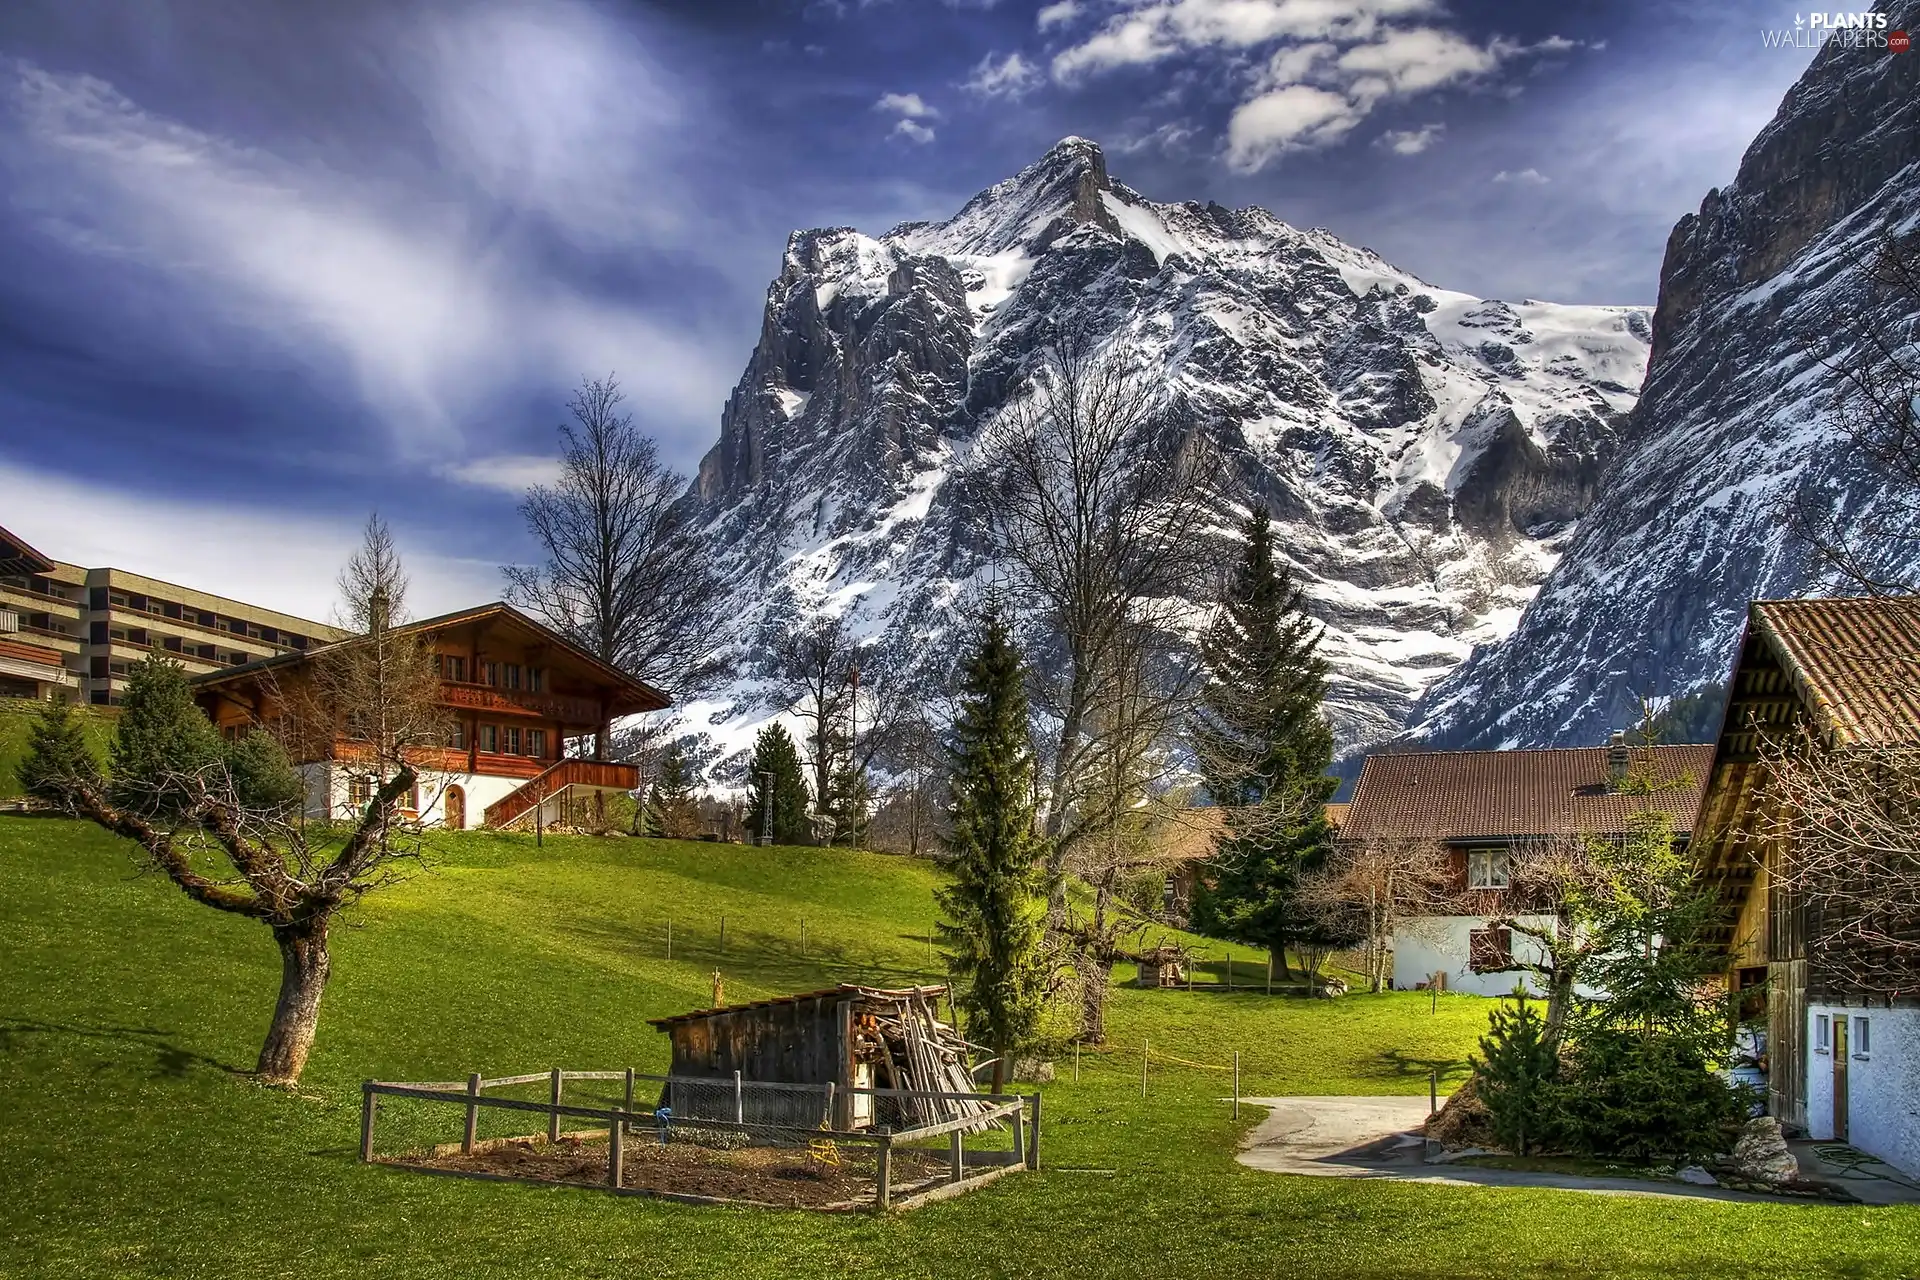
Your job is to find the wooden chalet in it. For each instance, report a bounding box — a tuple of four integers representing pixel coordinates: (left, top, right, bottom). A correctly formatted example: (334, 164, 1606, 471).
(1691, 597, 1920, 1170)
(1340, 743, 1713, 994)
(191, 602, 667, 830)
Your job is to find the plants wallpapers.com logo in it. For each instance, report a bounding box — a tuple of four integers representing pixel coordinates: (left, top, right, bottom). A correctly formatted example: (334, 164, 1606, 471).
(1762, 11, 1911, 49)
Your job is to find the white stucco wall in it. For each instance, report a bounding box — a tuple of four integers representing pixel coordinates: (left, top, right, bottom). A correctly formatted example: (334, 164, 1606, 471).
(1802, 1004, 1920, 1177)
(297, 762, 528, 829)
(1390, 915, 1606, 998)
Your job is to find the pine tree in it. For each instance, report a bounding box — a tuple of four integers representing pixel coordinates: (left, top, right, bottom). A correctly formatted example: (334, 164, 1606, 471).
(936, 608, 1052, 1093)
(645, 741, 701, 839)
(18, 698, 101, 801)
(1189, 507, 1336, 979)
(743, 723, 811, 846)
(111, 656, 227, 822)
(1474, 985, 1559, 1155)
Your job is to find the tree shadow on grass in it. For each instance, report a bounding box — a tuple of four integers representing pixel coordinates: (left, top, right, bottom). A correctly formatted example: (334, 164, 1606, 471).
(1360, 1047, 1473, 1085)
(0, 1018, 244, 1079)
(550, 917, 947, 999)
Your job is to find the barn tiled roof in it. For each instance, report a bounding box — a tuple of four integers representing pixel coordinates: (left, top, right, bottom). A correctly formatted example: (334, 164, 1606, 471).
(646, 984, 948, 1028)
(1751, 597, 1920, 748)
(1339, 744, 1714, 844)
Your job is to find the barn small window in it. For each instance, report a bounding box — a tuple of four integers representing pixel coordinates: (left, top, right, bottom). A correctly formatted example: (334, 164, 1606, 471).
(1815, 1014, 1830, 1053)
(1854, 1017, 1871, 1056)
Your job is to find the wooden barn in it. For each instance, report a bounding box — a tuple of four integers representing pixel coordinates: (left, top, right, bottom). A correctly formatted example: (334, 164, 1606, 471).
(647, 984, 982, 1131)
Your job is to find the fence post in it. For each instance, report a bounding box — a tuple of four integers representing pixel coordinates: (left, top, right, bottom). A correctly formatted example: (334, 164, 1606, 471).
(1267, 954, 1273, 996)
(624, 1068, 635, 1131)
(1010, 1099, 1026, 1167)
(875, 1135, 893, 1211)
(1141, 1039, 1149, 1098)
(463, 1073, 481, 1155)
(548, 1068, 563, 1143)
(1429, 1068, 1438, 1117)
(800, 918, 807, 957)
(1233, 1052, 1240, 1121)
(823, 1081, 835, 1129)
(1227, 950, 1234, 990)
(948, 1129, 965, 1184)
(609, 1110, 625, 1187)
(720, 913, 726, 954)
(360, 1083, 377, 1162)
(733, 1069, 744, 1124)
(1026, 1093, 1042, 1171)
(666, 918, 672, 961)
(1074, 1041, 1080, 1083)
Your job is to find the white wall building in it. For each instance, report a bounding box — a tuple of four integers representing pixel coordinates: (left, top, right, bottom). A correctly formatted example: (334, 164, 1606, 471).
(1340, 743, 1715, 997)
(1802, 1005, 1920, 1176)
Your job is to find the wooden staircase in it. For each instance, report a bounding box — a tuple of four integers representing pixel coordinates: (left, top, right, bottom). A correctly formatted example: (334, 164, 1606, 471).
(484, 757, 638, 830)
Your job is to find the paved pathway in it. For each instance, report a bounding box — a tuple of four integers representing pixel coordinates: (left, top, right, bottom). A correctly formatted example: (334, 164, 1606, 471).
(1235, 1097, 1796, 1203)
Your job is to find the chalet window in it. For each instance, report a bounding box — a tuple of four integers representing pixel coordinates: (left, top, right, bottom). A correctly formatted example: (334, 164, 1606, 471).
(1469, 927, 1512, 973)
(483, 662, 500, 687)
(527, 667, 545, 693)
(527, 729, 547, 758)
(503, 663, 523, 690)
(1854, 1017, 1871, 1056)
(448, 720, 468, 749)
(437, 654, 467, 682)
(479, 724, 498, 753)
(506, 726, 523, 755)
(1467, 849, 1510, 890)
(1815, 1014, 1830, 1053)
(347, 776, 374, 808)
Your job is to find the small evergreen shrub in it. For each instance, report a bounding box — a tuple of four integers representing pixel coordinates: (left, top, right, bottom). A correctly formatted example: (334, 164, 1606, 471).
(1473, 986, 1559, 1155)
(1552, 1029, 1752, 1163)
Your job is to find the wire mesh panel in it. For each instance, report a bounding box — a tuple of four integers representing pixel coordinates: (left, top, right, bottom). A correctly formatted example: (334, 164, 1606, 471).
(655, 1076, 832, 1139)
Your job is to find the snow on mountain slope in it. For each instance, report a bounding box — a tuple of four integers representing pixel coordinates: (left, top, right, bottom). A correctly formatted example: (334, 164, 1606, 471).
(689, 137, 1649, 771)
(1409, 4, 1920, 751)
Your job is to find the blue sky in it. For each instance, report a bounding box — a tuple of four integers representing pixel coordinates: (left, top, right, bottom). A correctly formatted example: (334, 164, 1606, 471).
(0, 0, 1817, 622)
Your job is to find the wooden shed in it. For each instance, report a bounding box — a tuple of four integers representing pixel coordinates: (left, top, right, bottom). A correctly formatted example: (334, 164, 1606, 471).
(647, 984, 978, 1130)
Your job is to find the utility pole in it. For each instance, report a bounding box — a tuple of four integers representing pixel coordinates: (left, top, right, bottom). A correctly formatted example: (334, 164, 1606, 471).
(757, 770, 773, 846)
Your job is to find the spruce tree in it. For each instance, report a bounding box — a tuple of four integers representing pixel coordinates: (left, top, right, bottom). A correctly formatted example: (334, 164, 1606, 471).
(645, 741, 701, 838)
(1189, 507, 1337, 979)
(936, 608, 1052, 1093)
(1474, 986, 1559, 1155)
(18, 698, 101, 801)
(111, 656, 227, 821)
(743, 723, 811, 845)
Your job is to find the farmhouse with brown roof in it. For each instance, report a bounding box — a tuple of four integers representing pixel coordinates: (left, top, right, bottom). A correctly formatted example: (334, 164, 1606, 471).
(1691, 597, 1920, 1176)
(1342, 742, 1712, 995)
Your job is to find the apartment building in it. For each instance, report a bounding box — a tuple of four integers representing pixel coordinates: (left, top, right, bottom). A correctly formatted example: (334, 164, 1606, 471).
(0, 523, 342, 706)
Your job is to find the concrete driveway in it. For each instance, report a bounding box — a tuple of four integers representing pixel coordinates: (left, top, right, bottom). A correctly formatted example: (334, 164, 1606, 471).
(1236, 1097, 1794, 1203)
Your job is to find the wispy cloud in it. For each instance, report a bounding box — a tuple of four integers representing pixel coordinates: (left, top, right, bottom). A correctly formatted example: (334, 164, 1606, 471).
(964, 51, 1044, 99)
(1037, 1, 1084, 31)
(1492, 166, 1549, 184)
(436, 454, 566, 495)
(1379, 122, 1444, 154)
(875, 90, 939, 142)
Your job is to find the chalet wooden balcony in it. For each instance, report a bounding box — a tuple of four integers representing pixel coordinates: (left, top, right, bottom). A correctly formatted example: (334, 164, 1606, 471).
(484, 757, 637, 830)
(439, 680, 604, 726)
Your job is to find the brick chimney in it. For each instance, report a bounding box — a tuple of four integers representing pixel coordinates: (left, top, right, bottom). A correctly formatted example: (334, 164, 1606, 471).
(1607, 730, 1631, 790)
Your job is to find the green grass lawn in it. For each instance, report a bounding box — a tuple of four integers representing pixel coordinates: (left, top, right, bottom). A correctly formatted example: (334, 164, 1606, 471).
(3, 818, 1915, 1279)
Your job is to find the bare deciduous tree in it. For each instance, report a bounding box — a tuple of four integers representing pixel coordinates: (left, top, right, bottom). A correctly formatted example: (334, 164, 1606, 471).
(27, 517, 441, 1085)
(975, 327, 1222, 888)
(506, 374, 730, 744)
(1300, 837, 1452, 994)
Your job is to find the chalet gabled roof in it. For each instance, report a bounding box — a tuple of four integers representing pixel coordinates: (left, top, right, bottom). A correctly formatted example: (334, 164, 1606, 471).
(191, 600, 669, 714)
(1339, 744, 1714, 844)
(0, 523, 56, 577)
(1749, 597, 1920, 748)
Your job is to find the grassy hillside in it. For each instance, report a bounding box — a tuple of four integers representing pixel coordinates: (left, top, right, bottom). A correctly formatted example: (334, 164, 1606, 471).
(2, 818, 1913, 1279)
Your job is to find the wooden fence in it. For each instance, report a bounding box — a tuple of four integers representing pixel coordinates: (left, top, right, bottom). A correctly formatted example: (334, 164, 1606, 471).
(359, 1070, 1040, 1211)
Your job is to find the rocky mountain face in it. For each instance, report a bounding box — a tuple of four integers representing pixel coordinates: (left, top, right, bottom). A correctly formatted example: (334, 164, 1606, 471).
(1409, 7, 1920, 750)
(689, 137, 1649, 763)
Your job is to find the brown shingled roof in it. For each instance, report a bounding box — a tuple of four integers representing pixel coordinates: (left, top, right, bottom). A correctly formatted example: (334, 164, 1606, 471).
(1339, 744, 1713, 844)
(1750, 597, 1920, 748)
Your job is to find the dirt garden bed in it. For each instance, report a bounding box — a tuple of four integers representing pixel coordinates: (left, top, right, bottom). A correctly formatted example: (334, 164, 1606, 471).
(388, 1132, 954, 1208)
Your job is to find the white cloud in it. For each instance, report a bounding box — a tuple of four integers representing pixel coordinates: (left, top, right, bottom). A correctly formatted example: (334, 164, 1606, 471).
(964, 51, 1044, 99)
(1047, 0, 1581, 171)
(436, 454, 566, 494)
(1492, 167, 1550, 185)
(1379, 122, 1443, 154)
(891, 118, 937, 144)
(874, 91, 938, 119)
(1036, 0, 1083, 30)
(1227, 84, 1361, 169)
(0, 461, 501, 622)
